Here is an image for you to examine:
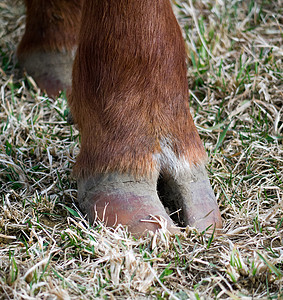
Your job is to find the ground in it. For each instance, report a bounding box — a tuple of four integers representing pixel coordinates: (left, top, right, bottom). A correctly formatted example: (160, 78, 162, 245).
(0, 0, 282, 299)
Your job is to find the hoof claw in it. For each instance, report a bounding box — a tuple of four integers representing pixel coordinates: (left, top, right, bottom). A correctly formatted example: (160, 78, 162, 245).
(78, 173, 175, 237)
(77, 166, 222, 237)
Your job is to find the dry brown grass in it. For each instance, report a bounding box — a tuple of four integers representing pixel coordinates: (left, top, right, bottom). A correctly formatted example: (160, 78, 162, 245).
(0, 0, 282, 299)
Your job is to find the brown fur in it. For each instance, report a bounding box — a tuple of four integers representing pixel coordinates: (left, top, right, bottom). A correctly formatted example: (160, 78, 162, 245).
(69, 0, 207, 179)
(17, 0, 82, 55)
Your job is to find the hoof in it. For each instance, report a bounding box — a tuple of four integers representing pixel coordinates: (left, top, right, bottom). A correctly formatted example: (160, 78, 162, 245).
(160, 163, 222, 232)
(76, 163, 222, 236)
(77, 173, 177, 237)
(17, 50, 74, 97)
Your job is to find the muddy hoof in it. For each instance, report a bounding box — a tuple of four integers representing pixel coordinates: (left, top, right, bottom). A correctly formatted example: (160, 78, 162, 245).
(77, 173, 177, 237)
(17, 50, 74, 97)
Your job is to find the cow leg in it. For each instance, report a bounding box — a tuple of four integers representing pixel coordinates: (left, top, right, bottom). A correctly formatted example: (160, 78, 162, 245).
(17, 0, 82, 96)
(69, 0, 222, 236)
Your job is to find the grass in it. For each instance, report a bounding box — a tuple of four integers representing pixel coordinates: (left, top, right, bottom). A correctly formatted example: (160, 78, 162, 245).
(0, 0, 282, 298)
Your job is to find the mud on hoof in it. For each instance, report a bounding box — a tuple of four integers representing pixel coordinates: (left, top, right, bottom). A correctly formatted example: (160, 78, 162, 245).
(17, 51, 74, 97)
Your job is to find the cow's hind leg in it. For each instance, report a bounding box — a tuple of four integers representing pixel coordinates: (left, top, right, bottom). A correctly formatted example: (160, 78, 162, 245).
(17, 0, 82, 96)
